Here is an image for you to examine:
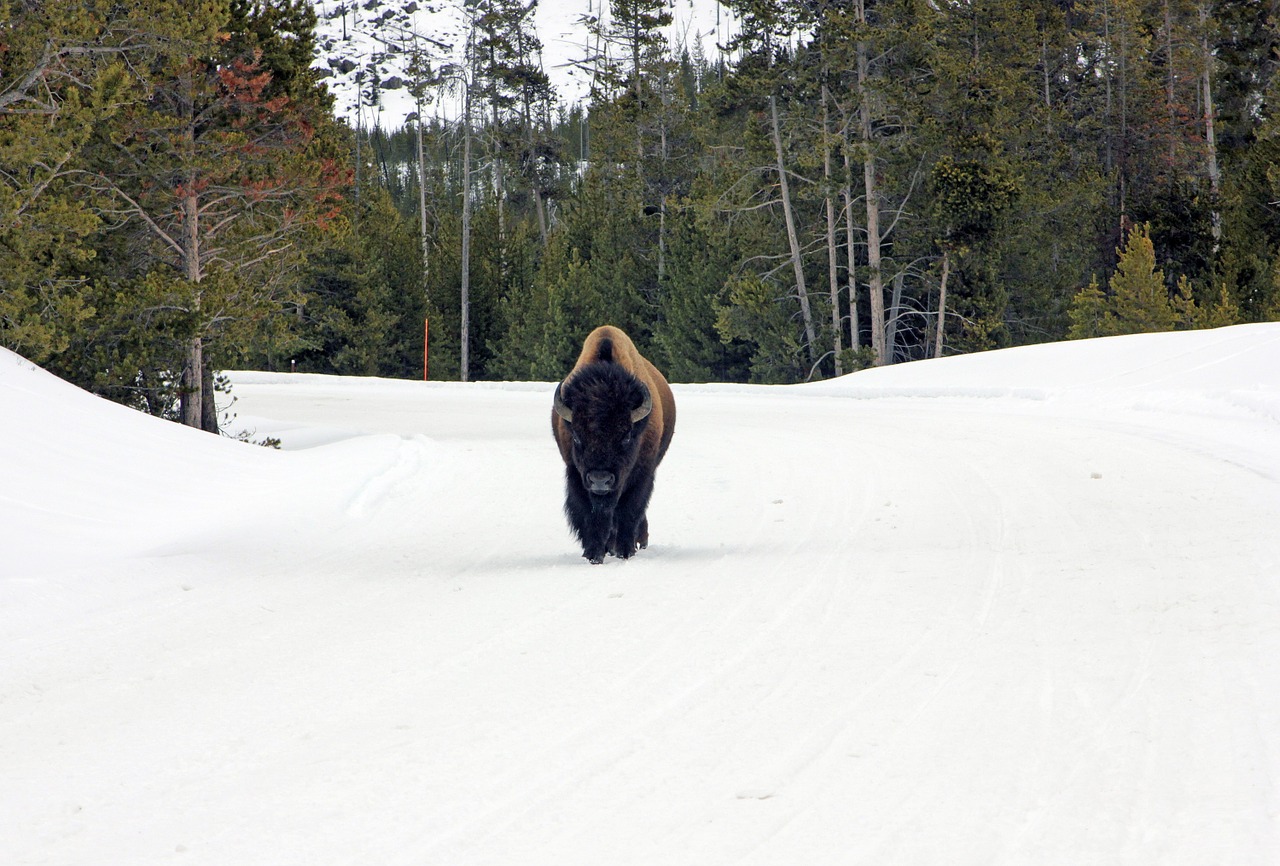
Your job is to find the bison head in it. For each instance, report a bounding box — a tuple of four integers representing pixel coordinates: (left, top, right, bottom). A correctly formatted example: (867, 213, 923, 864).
(553, 363, 652, 499)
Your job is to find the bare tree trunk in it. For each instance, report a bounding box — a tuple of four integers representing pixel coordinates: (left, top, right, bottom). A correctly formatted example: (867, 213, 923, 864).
(182, 335, 203, 428)
(201, 363, 218, 432)
(770, 94, 817, 364)
(531, 113, 549, 248)
(658, 123, 668, 283)
(181, 203, 203, 427)
(1102, 0, 1114, 176)
(519, 87, 550, 248)
(1200, 3, 1221, 249)
(533, 183, 549, 247)
(354, 74, 362, 206)
(417, 102, 431, 304)
(460, 91, 473, 383)
(1163, 0, 1178, 168)
(934, 249, 950, 359)
(822, 84, 843, 376)
(492, 101, 504, 245)
(885, 272, 904, 364)
(842, 143, 859, 352)
(855, 4, 886, 366)
(179, 80, 209, 430)
(1118, 5, 1130, 227)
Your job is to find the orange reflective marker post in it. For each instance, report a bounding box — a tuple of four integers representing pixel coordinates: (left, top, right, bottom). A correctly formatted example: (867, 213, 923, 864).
(423, 318, 430, 381)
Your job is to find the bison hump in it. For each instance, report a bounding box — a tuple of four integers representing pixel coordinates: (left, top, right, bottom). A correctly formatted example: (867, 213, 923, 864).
(595, 336, 614, 364)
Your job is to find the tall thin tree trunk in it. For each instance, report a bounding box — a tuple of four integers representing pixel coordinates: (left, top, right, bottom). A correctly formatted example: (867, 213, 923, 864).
(770, 94, 817, 364)
(515, 21, 551, 249)
(182, 336, 203, 428)
(528, 93, 549, 249)
(934, 249, 950, 359)
(658, 206, 666, 284)
(417, 103, 431, 304)
(179, 68, 210, 430)
(886, 272, 904, 364)
(354, 73, 362, 206)
(493, 104, 504, 244)
(1200, 3, 1221, 248)
(822, 84, 843, 376)
(842, 143, 859, 352)
(658, 121, 668, 283)
(460, 90, 473, 383)
(855, 3, 886, 366)
(1118, 7, 1130, 226)
(533, 184, 549, 246)
(181, 189, 203, 429)
(1164, 0, 1178, 167)
(201, 363, 217, 432)
(1102, 0, 1114, 175)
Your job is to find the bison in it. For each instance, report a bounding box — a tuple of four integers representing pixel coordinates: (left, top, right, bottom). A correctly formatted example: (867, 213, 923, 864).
(552, 326, 676, 564)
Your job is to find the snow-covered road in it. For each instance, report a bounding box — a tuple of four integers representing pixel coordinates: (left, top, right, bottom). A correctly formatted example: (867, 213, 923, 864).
(4, 326, 1280, 864)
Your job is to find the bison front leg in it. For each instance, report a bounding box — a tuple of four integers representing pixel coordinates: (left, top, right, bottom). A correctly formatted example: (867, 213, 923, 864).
(564, 468, 614, 564)
(611, 472, 655, 559)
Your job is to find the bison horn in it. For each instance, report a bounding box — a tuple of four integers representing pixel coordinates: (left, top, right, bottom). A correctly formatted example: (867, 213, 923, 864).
(553, 382, 573, 423)
(631, 389, 653, 424)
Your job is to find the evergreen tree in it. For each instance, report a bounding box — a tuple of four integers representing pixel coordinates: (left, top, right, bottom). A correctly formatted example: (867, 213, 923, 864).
(1070, 222, 1186, 337)
(581, 0, 674, 104)
(0, 0, 137, 364)
(291, 184, 424, 378)
(74, 0, 347, 429)
(652, 207, 751, 382)
(1067, 275, 1117, 339)
(1108, 223, 1177, 331)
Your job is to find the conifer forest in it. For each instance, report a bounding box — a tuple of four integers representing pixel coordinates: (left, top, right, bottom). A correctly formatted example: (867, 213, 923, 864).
(3, 0, 1279, 431)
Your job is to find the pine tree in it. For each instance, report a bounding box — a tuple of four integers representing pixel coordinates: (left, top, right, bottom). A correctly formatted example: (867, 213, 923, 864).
(291, 184, 424, 377)
(580, 0, 674, 105)
(0, 0, 136, 364)
(652, 209, 751, 382)
(1109, 223, 1177, 331)
(75, 0, 347, 429)
(1068, 275, 1117, 339)
(1070, 222, 1182, 338)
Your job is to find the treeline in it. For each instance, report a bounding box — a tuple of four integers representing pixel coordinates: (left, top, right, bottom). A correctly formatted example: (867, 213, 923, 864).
(359, 0, 1278, 386)
(3, 0, 1280, 432)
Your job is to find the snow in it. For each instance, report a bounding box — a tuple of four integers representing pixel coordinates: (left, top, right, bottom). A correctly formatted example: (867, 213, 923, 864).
(4, 324, 1280, 864)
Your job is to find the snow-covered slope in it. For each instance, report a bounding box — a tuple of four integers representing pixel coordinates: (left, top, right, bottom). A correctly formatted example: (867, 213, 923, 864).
(4, 326, 1280, 864)
(313, 0, 736, 124)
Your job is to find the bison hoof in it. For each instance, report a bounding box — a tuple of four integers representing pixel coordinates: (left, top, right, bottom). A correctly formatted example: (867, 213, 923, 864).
(611, 539, 639, 559)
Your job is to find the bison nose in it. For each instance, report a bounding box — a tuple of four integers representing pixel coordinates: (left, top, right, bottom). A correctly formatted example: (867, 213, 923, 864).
(585, 470, 616, 494)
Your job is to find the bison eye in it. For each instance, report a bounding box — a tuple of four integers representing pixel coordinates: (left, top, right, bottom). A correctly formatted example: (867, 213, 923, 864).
(622, 434, 634, 448)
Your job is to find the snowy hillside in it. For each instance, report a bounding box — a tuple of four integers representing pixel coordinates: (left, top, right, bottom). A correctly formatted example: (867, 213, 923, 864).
(312, 0, 736, 124)
(4, 325, 1280, 864)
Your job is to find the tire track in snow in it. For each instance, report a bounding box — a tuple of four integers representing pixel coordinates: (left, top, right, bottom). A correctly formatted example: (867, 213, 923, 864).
(398, 399, 889, 862)
(343, 436, 431, 518)
(723, 407, 1172, 864)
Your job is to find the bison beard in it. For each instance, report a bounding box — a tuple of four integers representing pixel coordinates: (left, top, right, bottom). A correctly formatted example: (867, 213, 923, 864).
(552, 326, 675, 564)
